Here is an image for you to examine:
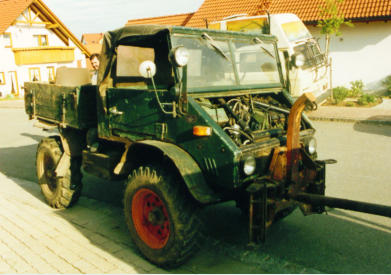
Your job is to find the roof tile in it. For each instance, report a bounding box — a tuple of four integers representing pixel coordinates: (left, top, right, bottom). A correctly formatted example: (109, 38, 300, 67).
(127, 12, 194, 26)
(81, 33, 103, 45)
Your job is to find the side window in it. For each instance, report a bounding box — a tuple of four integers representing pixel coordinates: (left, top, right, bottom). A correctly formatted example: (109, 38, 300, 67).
(33, 35, 48, 46)
(29, 67, 41, 81)
(0, 72, 5, 85)
(47, 66, 55, 82)
(116, 45, 155, 77)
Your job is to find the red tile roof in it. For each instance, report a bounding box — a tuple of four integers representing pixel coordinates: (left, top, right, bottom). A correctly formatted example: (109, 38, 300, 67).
(81, 33, 104, 45)
(125, 0, 391, 28)
(127, 12, 194, 26)
(0, 0, 33, 33)
(85, 44, 102, 55)
(186, 0, 270, 27)
(270, 0, 391, 23)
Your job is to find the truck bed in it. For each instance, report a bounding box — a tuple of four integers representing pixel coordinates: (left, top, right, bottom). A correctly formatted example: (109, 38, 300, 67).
(24, 82, 97, 129)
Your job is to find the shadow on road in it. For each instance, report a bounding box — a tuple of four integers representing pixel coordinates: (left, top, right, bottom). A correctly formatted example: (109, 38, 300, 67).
(21, 132, 47, 142)
(0, 140, 41, 182)
(0, 132, 125, 206)
(200, 202, 391, 274)
(353, 119, 391, 137)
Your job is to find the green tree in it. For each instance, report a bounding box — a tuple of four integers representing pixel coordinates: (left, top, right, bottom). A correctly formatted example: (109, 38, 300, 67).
(317, 0, 353, 59)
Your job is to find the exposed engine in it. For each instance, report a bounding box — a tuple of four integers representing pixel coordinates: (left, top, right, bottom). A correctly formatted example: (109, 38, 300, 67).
(198, 94, 293, 146)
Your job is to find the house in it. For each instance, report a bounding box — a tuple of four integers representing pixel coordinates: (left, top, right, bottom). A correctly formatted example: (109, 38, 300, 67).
(126, 0, 391, 92)
(0, 0, 90, 98)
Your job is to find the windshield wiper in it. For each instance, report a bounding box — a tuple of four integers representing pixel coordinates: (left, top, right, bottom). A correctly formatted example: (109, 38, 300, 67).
(254, 37, 274, 58)
(202, 33, 231, 61)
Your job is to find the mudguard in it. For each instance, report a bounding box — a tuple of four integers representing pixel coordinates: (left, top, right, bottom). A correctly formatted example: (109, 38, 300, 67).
(138, 140, 221, 204)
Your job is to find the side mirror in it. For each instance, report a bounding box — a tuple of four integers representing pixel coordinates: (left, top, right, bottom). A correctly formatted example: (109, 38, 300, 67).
(138, 61, 156, 78)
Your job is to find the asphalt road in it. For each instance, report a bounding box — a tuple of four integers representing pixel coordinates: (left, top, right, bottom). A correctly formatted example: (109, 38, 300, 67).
(1, 108, 391, 273)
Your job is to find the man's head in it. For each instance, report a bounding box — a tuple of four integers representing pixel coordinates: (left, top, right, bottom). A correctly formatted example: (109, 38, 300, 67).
(89, 53, 100, 71)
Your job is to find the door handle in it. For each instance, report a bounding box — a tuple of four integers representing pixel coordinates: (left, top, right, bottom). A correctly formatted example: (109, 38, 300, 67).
(109, 106, 123, 116)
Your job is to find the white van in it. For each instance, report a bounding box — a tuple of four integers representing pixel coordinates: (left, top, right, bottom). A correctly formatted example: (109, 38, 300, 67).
(209, 13, 329, 98)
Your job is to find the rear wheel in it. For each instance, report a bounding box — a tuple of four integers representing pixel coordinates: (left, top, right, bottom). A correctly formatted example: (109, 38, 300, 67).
(36, 137, 82, 208)
(124, 165, 200, 267)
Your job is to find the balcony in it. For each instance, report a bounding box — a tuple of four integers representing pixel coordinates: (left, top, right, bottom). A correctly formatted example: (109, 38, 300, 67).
(12, 46, 75, 65)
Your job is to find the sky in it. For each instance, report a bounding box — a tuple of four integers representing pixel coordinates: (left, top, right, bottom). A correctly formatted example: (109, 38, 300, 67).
(45, 0, 204, 39)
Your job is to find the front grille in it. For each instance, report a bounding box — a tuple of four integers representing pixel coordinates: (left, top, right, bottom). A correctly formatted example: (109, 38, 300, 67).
(294, 40, 325, 69)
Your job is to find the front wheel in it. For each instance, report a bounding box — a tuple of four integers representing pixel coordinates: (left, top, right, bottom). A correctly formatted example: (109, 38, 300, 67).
(124, 165, 200, 267)
(36, 136, 82, 208)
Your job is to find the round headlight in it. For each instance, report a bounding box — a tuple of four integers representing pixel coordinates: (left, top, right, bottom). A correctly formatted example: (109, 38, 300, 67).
(307, 137, 317, 155)
(243, 156, 256, 176)
(174, 46, 190, 67)
(294, 54, 305, 67)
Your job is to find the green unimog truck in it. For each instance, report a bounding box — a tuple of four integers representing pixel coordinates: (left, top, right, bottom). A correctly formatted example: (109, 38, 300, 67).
(24, 25, 391, 267)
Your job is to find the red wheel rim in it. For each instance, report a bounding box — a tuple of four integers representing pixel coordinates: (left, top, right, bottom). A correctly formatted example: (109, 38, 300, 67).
(132, 188, 170, 249)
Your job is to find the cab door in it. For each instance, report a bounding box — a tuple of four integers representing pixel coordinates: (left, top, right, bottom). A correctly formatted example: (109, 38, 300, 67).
(106, 87, 161, 140)
(105, 44, 172, 140)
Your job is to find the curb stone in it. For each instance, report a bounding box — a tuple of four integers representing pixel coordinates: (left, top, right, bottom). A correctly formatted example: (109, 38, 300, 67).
(307, 116, 391, 125)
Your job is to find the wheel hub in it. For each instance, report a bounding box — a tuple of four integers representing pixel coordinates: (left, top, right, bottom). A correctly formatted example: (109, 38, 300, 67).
(147, 208, 165, 225)
(132, 188, 170, 249)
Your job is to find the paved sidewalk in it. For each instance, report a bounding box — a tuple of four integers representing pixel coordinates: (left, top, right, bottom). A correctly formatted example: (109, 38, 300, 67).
(0, 99, 24, 109)
(0, 172, 165, 274)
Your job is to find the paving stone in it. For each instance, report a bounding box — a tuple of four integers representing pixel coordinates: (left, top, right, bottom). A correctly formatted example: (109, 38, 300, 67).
(71, 259, 102, 274)
(0, 247, 36, 273)
(0, 259, 16, 273)
(39, 251, 81, 273)
(114, 248, 156, 272)
(96, 240, 129, 254)
(110, 261, 146, 274)
(149, 267, 172, 274)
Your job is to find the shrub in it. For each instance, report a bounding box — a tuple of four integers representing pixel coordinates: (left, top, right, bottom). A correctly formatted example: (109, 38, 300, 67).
(357, 94, 376, 105)
(382, 76, 391, 97)
(348, 80, 364, 97)
(333, 86, 349, 104)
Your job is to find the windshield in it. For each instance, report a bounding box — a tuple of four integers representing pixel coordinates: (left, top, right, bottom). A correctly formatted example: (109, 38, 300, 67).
(171, 34, 282, 91)
(281, 21, 312, 42)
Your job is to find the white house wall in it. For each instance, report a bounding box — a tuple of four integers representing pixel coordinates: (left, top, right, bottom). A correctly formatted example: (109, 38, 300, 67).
(0, 8, 87, 98)
(308, 21, 391, 92)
